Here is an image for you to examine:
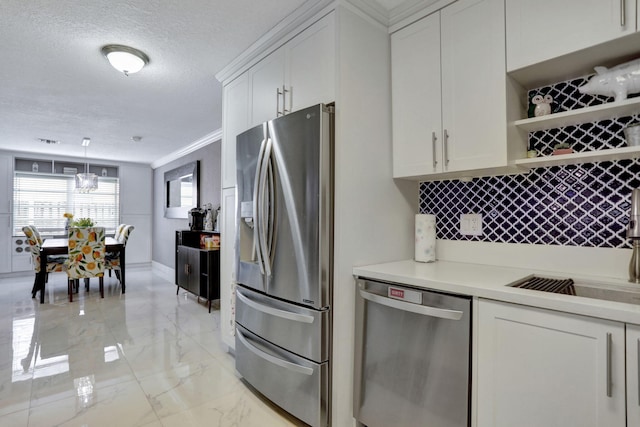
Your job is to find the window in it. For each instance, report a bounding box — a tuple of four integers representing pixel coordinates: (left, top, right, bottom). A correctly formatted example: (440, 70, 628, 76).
(13, 172, 120, 236)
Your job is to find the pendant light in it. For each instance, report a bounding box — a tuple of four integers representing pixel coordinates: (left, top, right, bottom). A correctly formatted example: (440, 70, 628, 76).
(75, 138, 98, 193)
(101, 44, 149, 76)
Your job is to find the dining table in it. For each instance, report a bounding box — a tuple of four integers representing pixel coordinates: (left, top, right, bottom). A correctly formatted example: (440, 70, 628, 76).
(37, 237, 125, 303)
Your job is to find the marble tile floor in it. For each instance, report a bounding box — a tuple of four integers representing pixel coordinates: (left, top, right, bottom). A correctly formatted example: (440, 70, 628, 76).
(0, 267, 301, 427)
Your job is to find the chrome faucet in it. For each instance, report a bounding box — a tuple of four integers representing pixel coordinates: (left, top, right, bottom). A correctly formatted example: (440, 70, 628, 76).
(628, 189, 640, 283)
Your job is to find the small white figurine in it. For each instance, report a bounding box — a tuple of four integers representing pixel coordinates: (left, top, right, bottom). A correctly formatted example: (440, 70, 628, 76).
(204, 203, 213, 231)
(532, 94, 553, 117)
(578, 58, 640, 102)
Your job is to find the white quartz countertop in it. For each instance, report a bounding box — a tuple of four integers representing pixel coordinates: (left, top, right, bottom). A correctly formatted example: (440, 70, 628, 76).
(353, 259, 640, 324)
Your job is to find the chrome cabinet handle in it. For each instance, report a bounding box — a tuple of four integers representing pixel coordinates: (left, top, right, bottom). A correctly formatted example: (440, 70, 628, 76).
(282, 85, 290, 115)
(236, 328, 314, 375)
(444, 129, 450, 166)
(236, 289, 314, 323)
(637, 338, 640, 406)
(621, 0, 626, 27)
(432, 132, 438, 169)
(276, 87, 282, 116)
(359, 289, 463, 320)
(606, 332, 612, 398)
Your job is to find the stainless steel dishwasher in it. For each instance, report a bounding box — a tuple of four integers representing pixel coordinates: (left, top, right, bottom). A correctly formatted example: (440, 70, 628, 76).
(353, 278, 472, 427)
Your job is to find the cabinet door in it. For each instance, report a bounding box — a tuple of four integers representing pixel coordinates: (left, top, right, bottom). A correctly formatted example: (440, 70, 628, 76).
(176, 246, 189, 288)
(477, 300, 626, 427)
(222, 72, 249, 188)
(249, 48, 285, 127)
(286, 12, 335, 113)
(628, 324, 640, 426)
(441, 0, 507, 172)
(188, 249, 201, 296)
(391, 12, 442, 178)
(506, 0, 636, 71)
(220, 187, 236, 349)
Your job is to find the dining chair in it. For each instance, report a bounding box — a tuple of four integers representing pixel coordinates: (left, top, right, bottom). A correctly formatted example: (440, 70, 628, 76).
(22, 225, 67, 299)
(114, 224, 126, 240)
(67, 227, 106, 302)
(105, 225, 134, 284)
(106, 223, 127, 278)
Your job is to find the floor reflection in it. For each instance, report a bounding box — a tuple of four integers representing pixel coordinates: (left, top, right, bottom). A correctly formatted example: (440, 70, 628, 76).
(0, 267, 301, 426)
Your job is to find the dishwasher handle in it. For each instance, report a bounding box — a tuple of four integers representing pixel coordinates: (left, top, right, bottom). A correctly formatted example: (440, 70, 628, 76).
(359, 288, 464, 320)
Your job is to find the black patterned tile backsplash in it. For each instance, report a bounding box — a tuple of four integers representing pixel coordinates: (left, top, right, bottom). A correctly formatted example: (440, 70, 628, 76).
(419, 75, 640, 249)
(419, 160, 639, 248)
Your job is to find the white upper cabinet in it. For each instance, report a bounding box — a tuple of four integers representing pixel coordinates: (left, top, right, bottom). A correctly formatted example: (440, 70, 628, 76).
(248, 12, 335, 128)
(249, 48, 286, 127)
(285, 13, 335, 113)
(392, 0, 509, 179)
(222, 73, 249, 188)
(506, 0, 637, 72)
(477, 299, 626, 427)
(391, 12, 442, 177)
(441, 0, 507, 172)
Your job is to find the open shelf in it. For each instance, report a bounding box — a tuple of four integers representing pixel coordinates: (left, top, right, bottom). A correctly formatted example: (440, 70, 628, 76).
(515, 146, 640, 169)
(514, 97, 640, 133)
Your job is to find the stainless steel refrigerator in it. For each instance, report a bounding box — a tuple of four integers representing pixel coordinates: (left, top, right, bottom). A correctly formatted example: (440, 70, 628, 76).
(234, 103, 333, 427)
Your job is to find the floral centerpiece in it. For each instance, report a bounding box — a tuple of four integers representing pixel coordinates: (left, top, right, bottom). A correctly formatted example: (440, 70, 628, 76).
(63, 212, 74, 232)
(71, 218, 95, 227)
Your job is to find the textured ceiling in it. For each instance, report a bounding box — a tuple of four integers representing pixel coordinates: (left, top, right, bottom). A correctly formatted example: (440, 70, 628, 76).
(0, 0, 306, 165)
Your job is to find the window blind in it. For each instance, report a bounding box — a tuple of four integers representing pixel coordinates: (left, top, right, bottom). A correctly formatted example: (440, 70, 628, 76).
(13, 172, 120, 236)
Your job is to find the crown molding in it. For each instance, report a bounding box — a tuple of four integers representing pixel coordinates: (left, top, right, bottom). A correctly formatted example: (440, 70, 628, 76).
(342, 0, 390, 25)
(215, 0, 335, 84)
(388, 0, 456, 32)
(151, 128, 222, 169)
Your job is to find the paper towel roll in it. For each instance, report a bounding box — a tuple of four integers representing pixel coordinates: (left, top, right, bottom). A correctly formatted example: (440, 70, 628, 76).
(415, 214, 436, 263)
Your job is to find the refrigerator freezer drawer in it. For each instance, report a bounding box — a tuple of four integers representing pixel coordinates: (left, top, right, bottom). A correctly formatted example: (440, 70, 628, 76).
(235, 286, 329, 362)
(236, 324, 329, 427)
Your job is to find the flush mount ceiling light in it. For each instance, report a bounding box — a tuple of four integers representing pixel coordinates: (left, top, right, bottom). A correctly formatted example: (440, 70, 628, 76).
(75, 138, 98, 193)
(101, 44, 149, 76)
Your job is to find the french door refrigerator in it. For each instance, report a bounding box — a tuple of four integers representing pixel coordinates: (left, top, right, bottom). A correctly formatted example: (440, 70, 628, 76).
(235, 103, 333, 427)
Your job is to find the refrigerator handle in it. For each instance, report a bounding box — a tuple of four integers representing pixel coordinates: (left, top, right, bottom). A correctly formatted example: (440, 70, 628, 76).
(266, 154, 275, 263)
(258, 137, 273, 276)
(253, 137, 268, 275)
(236, 289, 314, 323)
(237, 328, 314, 376)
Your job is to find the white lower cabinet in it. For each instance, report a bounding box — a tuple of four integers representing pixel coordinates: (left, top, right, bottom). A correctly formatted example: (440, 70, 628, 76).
(477, 299, 626, 427)
(628, 324, 640, 426)
(219, 187, 236, 350)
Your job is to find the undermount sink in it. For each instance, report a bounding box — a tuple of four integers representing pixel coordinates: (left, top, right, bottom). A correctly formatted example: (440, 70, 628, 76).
(508, 275, 640, 306)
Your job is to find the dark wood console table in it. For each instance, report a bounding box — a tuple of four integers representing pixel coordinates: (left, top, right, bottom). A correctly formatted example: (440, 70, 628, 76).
(175, 230, 220, 312)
